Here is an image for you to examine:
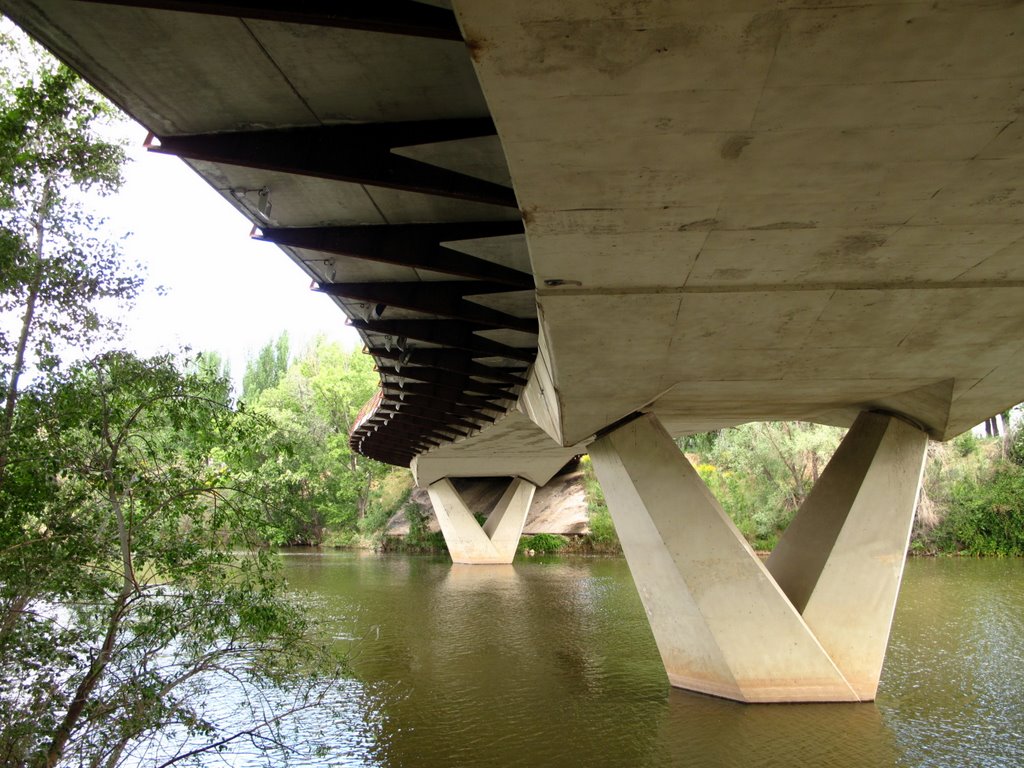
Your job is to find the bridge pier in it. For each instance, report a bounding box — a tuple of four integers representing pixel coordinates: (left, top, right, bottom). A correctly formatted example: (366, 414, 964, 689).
(589, 411, 927, 703)
(427, 477, 536, 564)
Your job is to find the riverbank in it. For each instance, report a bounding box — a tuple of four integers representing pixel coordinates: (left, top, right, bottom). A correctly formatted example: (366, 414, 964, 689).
(352, 429, 1024, 558)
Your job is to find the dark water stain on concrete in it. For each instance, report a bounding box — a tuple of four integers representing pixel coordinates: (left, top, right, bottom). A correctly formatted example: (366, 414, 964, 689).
(721, 134, 752, 159)
(841, 233, 888, 257)
(678, 218, 718, 231)
(817, 232, 888, 268)
(507, 20, 703, 79)
(751, 221, 818, 230)
(742, 10, 788, 50)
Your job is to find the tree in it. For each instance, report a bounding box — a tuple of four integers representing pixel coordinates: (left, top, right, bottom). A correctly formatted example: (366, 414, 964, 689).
(693, 421, 845, 548)
(241, 331, 289, 402)
(241, 337, 387, 544)
(0, 33, 141, 488)
(0, 29, 142, 682)
(0, 34, 345, 765)
(0, 352, 344, 767)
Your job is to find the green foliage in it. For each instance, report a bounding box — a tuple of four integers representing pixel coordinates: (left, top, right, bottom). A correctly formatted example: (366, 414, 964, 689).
(401, 505, 447, 552)
(239, 336, 388, 545)
(0, 29, 141, 493)
(580, 455, 619, 548)
(520, 533, 569, 553)
(0, 352, 345, 767)
(933, 463, 1024, 556)
(0, 35, 347, 765)
(696, 422, 844, 550)
(359, 469, 414, 539)
(1009, 423, 1024, 467)
(241, 331, 289, 402)
(952, 431, 979, 457)
(676, 430, 720, 454)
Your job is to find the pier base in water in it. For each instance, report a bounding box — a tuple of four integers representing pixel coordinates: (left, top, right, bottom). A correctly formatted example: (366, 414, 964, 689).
(590, 411, 927, 703)
(427, 477, 536, 564)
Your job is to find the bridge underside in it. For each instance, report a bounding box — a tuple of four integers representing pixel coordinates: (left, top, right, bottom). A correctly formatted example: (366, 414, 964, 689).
(6, 0, 1022, 703)
(457, 1, 1024, 449)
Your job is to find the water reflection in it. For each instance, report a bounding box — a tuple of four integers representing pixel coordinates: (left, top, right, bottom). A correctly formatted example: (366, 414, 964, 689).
(278, 552, 1024, 768)
(654, 692, 901, 767)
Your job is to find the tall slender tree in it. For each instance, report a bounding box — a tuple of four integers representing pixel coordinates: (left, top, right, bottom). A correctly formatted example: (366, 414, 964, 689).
(0, 33, 347, 765)
(241, 331, 289, 402)
(0, 34, 141, 488)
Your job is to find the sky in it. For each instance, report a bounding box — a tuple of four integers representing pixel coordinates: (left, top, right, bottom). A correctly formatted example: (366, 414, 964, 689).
(91, 121, 361, 386)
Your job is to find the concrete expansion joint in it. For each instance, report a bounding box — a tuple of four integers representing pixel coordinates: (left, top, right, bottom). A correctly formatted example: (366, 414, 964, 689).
(866, 408, 929, 434)
(592, 411, 647, 441)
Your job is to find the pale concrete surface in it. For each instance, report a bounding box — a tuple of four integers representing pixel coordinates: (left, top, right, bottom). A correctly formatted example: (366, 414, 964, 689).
(590, 414, 857, 703)
(5, 0, 1022, 483)
(412, 410, 583, 487)
(427, 477, 535, 563)
(387, 470, 589, 537)
(456, 0, 1024, 447)
(6, 0, 1024, 480)
(767, 412, 928, 700)
(592, 411, 927, 702)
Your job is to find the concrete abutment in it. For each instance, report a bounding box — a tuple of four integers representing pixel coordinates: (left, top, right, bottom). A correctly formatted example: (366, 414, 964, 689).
(589, 411, 927, 703)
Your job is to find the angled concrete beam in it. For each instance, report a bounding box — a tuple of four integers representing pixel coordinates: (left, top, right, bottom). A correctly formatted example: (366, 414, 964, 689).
(381, 381, 507, 410)
(590, 414, 857, 703)
(351, 318, 536, 362)
(364, 408, 475, 435)
(377, 366, 515, 398)
(317, 281, 538, 333)
(257, 221, 532, 288)
(765, 411, 928, 700)
(379, 393, 498, 422)
(147, 119, 517, 207)
(427, 477, 536, 564)
(73, 0, 464, 39)
(369, 347, 528, 385)
(590, 412, 928, 703)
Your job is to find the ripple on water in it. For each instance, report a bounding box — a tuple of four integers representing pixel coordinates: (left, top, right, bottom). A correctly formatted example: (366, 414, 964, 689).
(147, 553, 1024, 767)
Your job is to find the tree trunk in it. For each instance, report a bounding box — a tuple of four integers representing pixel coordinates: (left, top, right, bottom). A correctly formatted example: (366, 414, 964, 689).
(1000, 410, 1013, 457)
(42, 451, 134, 768)
(0, 181, 51, 488)
(0, 593, 31, 649)
(41, 589, 129, 767)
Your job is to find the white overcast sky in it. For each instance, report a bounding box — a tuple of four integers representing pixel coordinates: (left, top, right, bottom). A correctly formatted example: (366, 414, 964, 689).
(92, 121, 360, 383)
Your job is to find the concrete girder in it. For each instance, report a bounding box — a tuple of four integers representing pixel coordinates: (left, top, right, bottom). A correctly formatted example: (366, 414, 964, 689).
(427, 477, 536, 564)
(589, 411, 927, 703)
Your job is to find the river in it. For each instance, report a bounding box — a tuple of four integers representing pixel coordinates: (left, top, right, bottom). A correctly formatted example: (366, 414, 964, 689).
(255, 553, 1023, 768)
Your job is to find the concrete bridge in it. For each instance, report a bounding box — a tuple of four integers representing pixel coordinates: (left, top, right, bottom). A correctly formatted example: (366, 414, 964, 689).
(7, 0, 1023, 703)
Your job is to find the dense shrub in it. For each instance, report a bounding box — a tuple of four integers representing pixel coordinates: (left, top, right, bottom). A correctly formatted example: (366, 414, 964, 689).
(700, 422, 844, 550)
(933, 464, 1024, 555)
(520, 533, 569, 553)
(580, 456, 620, 548)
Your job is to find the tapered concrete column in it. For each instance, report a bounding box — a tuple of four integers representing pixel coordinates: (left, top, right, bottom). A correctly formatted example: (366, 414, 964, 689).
(589, 411, 927, 703)
(765, 411, 928, 700)
(427, 477, 536, 564)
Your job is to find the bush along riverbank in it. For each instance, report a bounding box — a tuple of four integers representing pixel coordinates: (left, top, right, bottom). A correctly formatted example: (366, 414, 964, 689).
(314, 417, 1024, 559)
(574, 420, 1024, 558)
(672, 420, 1024, 557)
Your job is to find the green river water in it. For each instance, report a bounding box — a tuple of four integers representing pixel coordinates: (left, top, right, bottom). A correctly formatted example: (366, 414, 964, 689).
(258, 553, 1023, 768)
